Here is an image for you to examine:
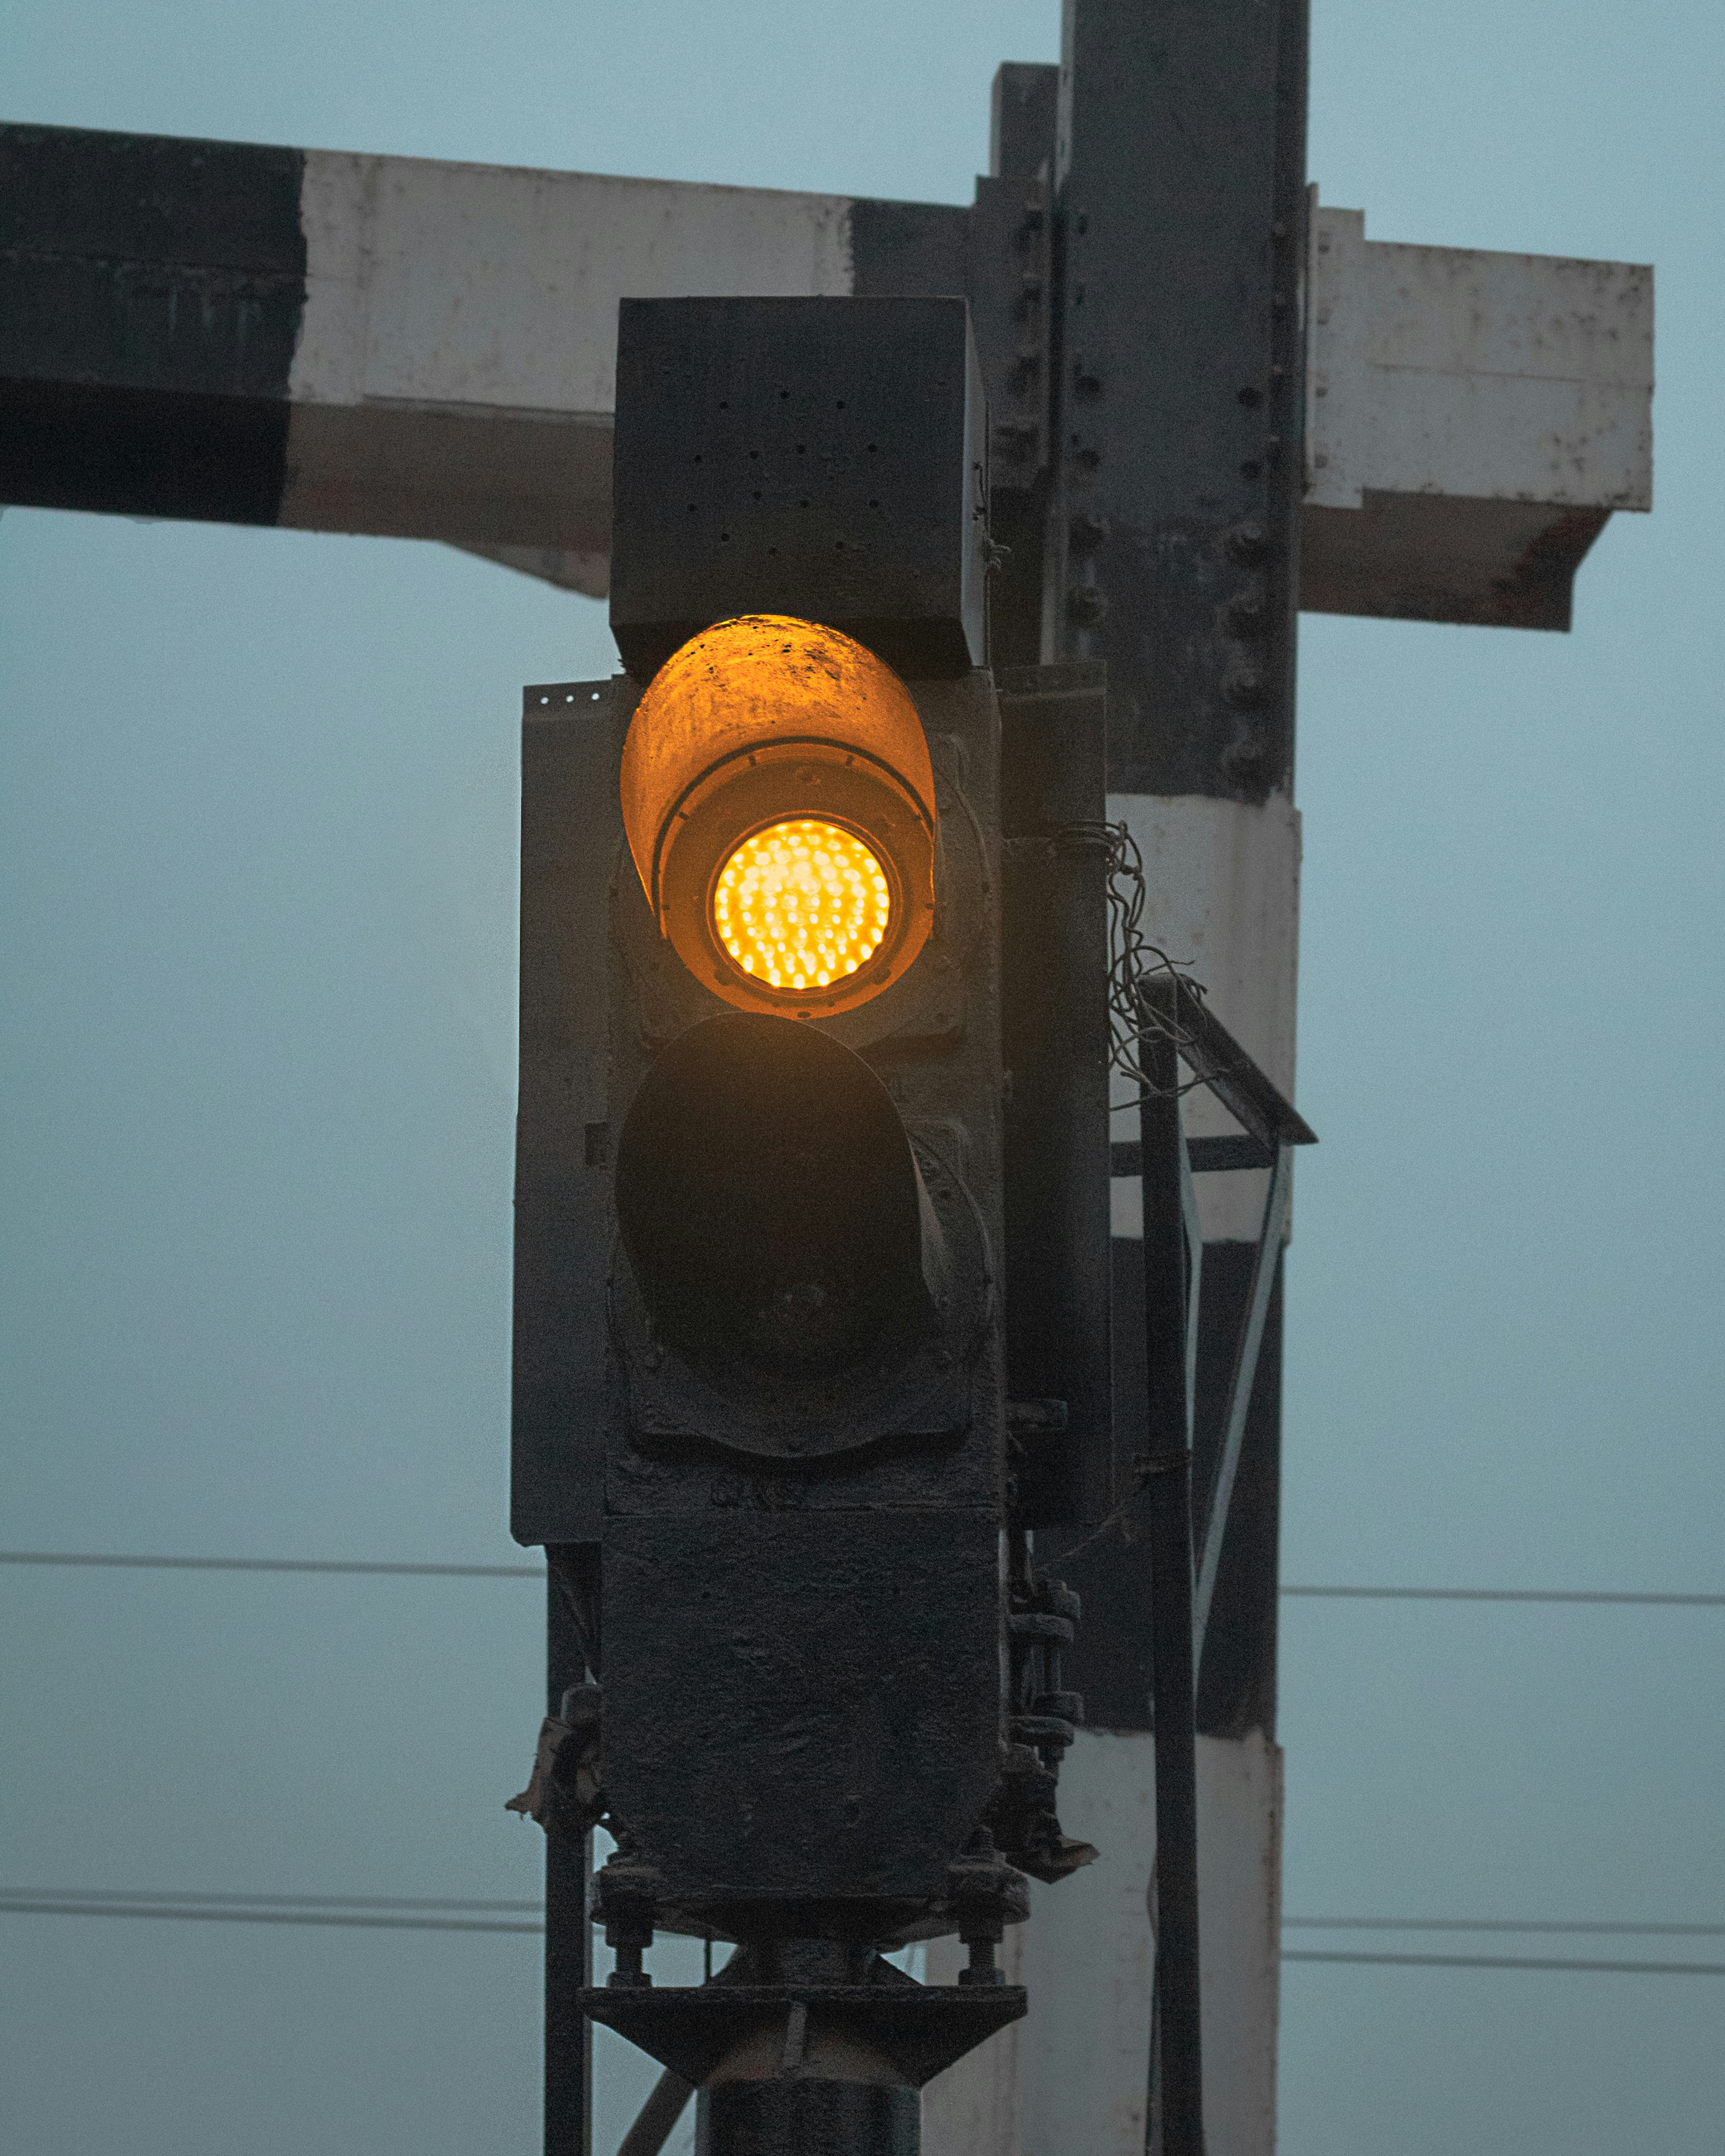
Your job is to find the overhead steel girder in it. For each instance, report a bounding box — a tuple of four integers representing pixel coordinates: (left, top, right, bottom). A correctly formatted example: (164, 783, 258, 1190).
(0, 121, 1649, 632)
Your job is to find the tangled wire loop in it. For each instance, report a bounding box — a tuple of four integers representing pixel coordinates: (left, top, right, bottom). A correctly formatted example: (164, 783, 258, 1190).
(1058, 819, 1212, 1104)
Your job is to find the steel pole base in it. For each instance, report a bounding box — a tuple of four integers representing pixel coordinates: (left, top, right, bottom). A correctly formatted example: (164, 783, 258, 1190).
(699, 2080, 918, 2156)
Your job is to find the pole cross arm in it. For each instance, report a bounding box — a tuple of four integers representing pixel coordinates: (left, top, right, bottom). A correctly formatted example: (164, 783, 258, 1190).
(0, 124, 1650, 632)
(1138, 973, 1318, 1157)
(1303, 206, 1652, 631)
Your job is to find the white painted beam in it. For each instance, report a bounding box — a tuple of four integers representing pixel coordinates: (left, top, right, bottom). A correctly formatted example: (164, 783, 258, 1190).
(1303, 203, 1652, 627)
(922, 1729, 1283, 2156)
(283, 151, 854, 588)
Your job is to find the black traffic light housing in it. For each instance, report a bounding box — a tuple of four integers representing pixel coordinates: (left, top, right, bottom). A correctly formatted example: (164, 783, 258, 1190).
(511, 298, 1112, 2153)
(609, 297, 990, 682)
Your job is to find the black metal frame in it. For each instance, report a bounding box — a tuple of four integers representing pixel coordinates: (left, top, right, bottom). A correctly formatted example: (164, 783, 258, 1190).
(1130, 975, 1315, 2156)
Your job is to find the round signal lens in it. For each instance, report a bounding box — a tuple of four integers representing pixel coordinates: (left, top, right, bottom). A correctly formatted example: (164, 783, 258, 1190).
(713, 822, 891, 994)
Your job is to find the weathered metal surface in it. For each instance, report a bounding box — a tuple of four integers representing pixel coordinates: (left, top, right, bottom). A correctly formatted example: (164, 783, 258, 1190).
(601, 1509, 1003, 1919)
(997, 662, 1113, 1527)
(608, 298, 988, 681)
(1029, 16, 1307, 2149)
(1135, 1008, 1205, 2156)
(698, 2080, 920, 2156)
(546, 1586, 594, 2156)
(967, 176, 1052, 496)
(512, 681, 622, 1549)
(1303, 205, 1652, 627)
(972, 64, 1062, 671)
(1051, 0, 1309, 801)
(586, 1971, 1023, 2091)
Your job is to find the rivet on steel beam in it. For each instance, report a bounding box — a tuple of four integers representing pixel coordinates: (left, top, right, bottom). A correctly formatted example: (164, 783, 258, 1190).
(1225, 589, 1267, 637)
(1222, 663, 1269, 709)
(1223, 726, 1271, 776)
(1224, 519, 1269, 567)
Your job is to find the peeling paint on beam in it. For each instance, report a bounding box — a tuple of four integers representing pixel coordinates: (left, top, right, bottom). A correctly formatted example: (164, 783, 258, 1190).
(1302, 205, 1652, 628)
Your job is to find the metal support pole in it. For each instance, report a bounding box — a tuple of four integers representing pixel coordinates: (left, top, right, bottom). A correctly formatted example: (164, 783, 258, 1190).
(618, 2070, 694, 2156)
(545, 1583, 592, 2156)
(1137, 1004, 1205, 2156)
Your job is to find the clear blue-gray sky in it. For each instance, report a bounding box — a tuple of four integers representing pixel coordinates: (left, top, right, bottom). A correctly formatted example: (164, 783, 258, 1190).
(2, 4, 1722, 2153)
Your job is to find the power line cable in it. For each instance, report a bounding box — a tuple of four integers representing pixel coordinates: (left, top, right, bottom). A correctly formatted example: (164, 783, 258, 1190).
(20, 1890, 1723, 1938)
(0, 1551, 541, 1579)
(10, 1887, 542, 1914)
(1284, 1950, 1725, 1976)
(1285, 1917, 1725, 1937)
(0, 1897, 541, 1935)
(6, 1552, 1723, 1605)
(7, 1897, 1722, 1971)
(1282, 1585, 1725, 1608)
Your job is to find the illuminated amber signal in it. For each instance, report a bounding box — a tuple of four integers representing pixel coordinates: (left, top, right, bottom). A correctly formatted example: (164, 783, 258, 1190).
(618, 615, 936, 1017)
(714, 822, 891, 993)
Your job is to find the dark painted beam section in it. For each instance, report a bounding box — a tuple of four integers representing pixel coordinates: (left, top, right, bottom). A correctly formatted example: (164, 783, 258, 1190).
(975, 65, 1061, 669)
(1053, 0, 1308, 801)
(0, 123, 305, 524)
(1044, 1239, 1280, 1738)
(998, 660, 1113, 1527)
(848, 164, 1060, 673)
(848, 198, 968, 301)
(514, 683, 621, 1550)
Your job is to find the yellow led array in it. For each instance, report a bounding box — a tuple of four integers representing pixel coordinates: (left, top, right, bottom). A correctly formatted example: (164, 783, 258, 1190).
(713, 821, 891, 993)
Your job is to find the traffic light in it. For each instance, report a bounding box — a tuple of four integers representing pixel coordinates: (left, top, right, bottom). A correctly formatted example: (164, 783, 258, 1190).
(512, 297, 1112, 2156)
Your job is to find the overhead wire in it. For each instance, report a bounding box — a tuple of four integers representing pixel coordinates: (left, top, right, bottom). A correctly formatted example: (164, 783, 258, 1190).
(11, 1888, 1725, 1972)
(4, 1551, 1723, 1605)
(7, 1897, 1724, 1972)
(0, 1551, 541, 1578)
(1284, 1950, 1725, 1977)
